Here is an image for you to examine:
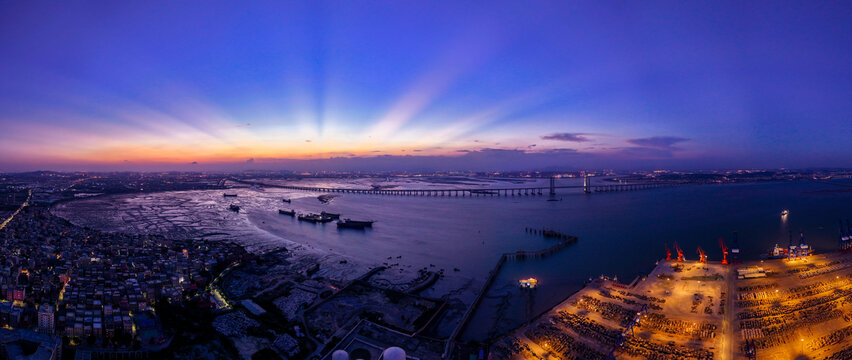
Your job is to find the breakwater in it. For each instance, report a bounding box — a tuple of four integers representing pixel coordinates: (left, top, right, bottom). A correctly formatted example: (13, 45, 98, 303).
(444, 230, 579, 357)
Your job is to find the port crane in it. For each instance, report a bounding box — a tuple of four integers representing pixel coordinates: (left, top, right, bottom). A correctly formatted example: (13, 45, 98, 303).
(665, 243, 672, 261)
(846, 218, 852, 246)
(731, 231, 741, 264)
(674, 242, 685, 262)
(788, 231, 797, 261)
(697, 246, 707, 263)
(838, 219, 850, 252)
(611, 303, 648, 359)
(799, 230, 809, 259)
(719, 237, 729, 265)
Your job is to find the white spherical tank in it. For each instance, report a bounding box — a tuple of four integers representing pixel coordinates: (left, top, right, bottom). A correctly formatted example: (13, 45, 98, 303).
(332, 350, 350, 360)
(381, 347, 406, 360)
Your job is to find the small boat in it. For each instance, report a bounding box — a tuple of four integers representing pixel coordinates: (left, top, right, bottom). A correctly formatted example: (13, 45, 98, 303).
(278, 209, 296, 216)
(336, 219, 374, 229)
(223, 193, 238, 197)
(282, 198, 291, 203)
(321, 211, 341, 219)
(229, 204, 240, 212)
(781, 209, 790, 216)
(519, 278, 538, 289)
(298, 213, 334, 223)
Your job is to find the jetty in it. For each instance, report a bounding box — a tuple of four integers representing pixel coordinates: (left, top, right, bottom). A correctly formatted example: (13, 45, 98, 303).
(443, 230, 579, 357)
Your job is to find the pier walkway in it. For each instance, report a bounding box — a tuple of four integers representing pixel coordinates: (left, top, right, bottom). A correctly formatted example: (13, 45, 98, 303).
(443, 232, 579, 358)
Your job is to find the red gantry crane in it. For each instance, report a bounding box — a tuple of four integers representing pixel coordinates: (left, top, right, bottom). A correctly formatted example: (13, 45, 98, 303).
(719, 237, 729, 265)
(665, 243, 672, 261)
(697, 246, 707, 263)
(674, 242, 685, 262)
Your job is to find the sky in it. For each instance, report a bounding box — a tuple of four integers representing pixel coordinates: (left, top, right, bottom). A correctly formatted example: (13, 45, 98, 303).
(1, 1, 852, 172)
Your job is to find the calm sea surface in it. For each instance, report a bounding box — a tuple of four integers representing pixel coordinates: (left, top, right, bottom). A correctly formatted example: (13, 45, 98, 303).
(259, 178, 852, 340)
(455, 179, 852, 340)
(55, 178, 852, 340)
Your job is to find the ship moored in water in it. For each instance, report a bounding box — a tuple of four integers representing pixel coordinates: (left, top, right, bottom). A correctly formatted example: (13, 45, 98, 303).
(321, 211, 341, 219)
(766, 244, 814, 259)
(223, 193, 238, 197)
(766, 231, 814, 259)
(278, 209, 295, 216)
(298, 213, 334, 223)
(336, 219, 374, 229)
(282, 198, 291, 203)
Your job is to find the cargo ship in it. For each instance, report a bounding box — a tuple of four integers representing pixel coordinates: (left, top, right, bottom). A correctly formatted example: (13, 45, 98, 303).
(229, 204, 240, 212)
(765, 243, 814, 259)
(223, 193, 238, 197)
(321, 211, 341, 219)
(336, 219, 374, 229)
(278, 209, 295, 216)
(766, 244, 787, 259)
(298, 213, 334, 223)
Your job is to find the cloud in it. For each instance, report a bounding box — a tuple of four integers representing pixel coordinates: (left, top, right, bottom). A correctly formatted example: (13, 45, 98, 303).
(617, 136, 690, 158)
(541, 148, 581, 155)
(541, 133, 591, 142)
(616, 147, 679, 158)
(626, 136, 689, 149)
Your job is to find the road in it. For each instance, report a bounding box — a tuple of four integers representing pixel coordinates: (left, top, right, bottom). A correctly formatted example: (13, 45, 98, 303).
(0, 189, 31, 232)
(720, 265, 736, 360)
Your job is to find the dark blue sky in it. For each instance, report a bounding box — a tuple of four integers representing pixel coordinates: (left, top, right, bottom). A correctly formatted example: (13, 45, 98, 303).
(1, 1, 851, 171)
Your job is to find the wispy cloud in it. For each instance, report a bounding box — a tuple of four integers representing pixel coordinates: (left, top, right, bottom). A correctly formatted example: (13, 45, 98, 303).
(541, 132, 591, 142)
(626, 136, 689, 149)
(616, 136, 690, 158)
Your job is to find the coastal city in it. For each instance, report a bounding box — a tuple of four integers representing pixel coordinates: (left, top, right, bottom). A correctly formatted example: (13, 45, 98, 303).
(1, 171, 852, 359)
(3, 2, 852, 359)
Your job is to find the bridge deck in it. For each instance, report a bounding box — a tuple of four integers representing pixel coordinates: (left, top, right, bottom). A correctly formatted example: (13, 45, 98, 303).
(229, 179, 676, 196)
